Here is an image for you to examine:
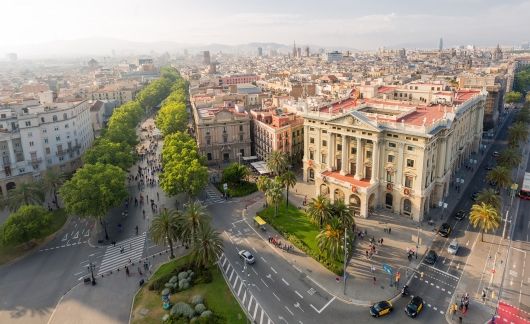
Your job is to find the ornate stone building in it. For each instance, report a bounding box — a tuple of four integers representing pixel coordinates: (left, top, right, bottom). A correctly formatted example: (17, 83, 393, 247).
(302, 90, 486, 221)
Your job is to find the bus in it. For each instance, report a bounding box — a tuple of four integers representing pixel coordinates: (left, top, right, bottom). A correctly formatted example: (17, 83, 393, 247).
(519, 172, 530, 200)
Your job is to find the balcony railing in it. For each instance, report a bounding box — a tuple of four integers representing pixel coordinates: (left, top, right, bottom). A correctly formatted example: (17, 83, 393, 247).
(27, 157, 43, 164)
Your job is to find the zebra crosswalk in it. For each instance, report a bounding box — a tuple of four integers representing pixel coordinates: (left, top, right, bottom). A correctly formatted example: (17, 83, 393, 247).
(218, 253, 274, 324)
(97, 233, 146, 276)
(203, 186, 225, 205)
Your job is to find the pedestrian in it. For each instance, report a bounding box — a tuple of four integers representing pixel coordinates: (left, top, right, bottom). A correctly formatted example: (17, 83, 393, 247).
(388, 227, 391, 234)
(135, 225, 139, 235)
(138, 266, 143, 276)
(458, 316, 462, 324)
(125, 266, 130, 277)
(380, 238, 384, 245)
(120, 246, 124, 253)
(157, 192, 160, 201)
(366, 250, 369, 258)
(373, 276, 376, 285)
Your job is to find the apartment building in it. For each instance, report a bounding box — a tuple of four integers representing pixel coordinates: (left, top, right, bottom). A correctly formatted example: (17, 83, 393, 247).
(191, 95, 251, 165)
(250, 108, 304, 163)
(302, 88, 486, 220)
(0, 98, 94, 197)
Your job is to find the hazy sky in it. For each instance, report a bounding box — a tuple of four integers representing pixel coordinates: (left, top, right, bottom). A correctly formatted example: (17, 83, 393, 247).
(3, 0, 530, 49)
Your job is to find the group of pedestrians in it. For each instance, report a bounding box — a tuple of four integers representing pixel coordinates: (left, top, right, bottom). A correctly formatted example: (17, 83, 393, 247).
(268, 236, 293, 252)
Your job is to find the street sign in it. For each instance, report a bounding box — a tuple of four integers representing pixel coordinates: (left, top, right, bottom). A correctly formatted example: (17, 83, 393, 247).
(382, 263, 393, 275)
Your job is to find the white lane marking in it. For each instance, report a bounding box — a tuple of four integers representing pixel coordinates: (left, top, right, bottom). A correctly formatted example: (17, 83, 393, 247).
(272, 292, 281, 301)
(260, 278, 269, 288)
(222, 257, 227, 267)
(293, 265, 302, 272)
(237, 280, 243, 296)
(73, 271, 84, 276)
(242, 291, 247, 304)
(310, 296, 336, 314)
(253, 301, 259, 319)
(247, 295, 254, 311)
(285, 306, 294, 316)
(232, 275, 239, 288)
(252, 267, 258, 275)
(433, 306, 438, 311)
(295, 290, 304, 299)
(260, 309, 264, 324)
(424, 264, 459, 279)
(282, 278, 290, 286)
(271, 267, 278, 274)
(260, 256, 267, 263)
(229, 269, 234, 282)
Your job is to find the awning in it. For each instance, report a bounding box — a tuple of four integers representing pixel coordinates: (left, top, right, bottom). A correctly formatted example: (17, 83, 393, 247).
(254, 216, 266, 226)
(243, 156, 258, 161)
(250, 161, 271, 175)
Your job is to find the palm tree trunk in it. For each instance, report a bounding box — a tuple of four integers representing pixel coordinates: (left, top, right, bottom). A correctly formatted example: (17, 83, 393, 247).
(168, 238, 175, 259)
(286, 187, 289, 207)
(481, 230, 484, 242)
(53, 188, 59, 208)
(275, 203, 278, 217)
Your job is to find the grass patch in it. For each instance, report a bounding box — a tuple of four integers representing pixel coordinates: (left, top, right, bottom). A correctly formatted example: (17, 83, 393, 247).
(258, 202, 344, 274)
(132, 254, 247, 324)
(215, 181, 257, 198)
(0, 208, 68, 265)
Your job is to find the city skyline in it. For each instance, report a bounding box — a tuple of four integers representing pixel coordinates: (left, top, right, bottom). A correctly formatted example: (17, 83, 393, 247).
(2, 0, 530, 57)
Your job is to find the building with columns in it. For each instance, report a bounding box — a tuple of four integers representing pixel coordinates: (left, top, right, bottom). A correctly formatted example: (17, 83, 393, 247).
(302, 89, 486, 221)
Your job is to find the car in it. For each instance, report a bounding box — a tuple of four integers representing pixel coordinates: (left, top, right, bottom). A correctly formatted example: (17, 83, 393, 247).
(424, 250, 438, 265)
(370, 301, 393, 317)
(484, 165, 494, 171)
(238, 250, 255, 264)
(471, 192, 479, 201)
(454, 210, 466, 220)
(492, 151, 500, 157)
(447, 239, 459, 255)
(438, 223, 452, 237)
(405, 296, 424, 318)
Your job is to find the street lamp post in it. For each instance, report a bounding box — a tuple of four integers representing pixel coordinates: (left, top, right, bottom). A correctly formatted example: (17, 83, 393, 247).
(416, 223, 421, 259)
(343, 228, 348, 295)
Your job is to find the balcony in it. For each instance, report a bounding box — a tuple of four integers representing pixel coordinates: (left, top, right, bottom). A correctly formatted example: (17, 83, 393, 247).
(56, 150, 67, 156)
(27, 157, 43, 164)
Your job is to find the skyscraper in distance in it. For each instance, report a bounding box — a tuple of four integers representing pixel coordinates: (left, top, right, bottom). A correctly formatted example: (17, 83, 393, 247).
(257, 47, 263, 57)
(439, 37, 443, 51)
(203, 51, 211, 65)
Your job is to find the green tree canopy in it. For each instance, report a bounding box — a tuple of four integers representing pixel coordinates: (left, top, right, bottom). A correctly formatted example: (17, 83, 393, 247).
(137, 78, 172, 111)
(2, 181, 46, 212)
(281, 170, 297, 207)
(486, 166, 512, 189)
(1, 205, 52, 245)
(150, 209, 181, 259)
(477, 188, 501, 212)
(264, 177, 284, 217)
(266, 151, 288, 176)
(42, 169, 66, 208)
(83, 138, 134, 171)
(222, 163, 249, 184)
(191, 223, 223, 269)
(307, 195, 332, 228)
(59, 163, 127, 239)
(505, 91, 523, 103)
(155, 101, 188, 136)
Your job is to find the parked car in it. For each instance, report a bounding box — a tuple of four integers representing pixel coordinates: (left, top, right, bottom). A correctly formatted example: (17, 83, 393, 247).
(424, 250, 438, 265)
(484, 164, 494, 171)
(405, 296, 424, 318)
(454, 210, 466, 221)
(370, 301, 393, 317)
(471, 192, 479, 201)
(492, 151, 500, 157)
(447, 239, 459, 255)
(238, 250, 255, 264)
(438, 223, 452, 237)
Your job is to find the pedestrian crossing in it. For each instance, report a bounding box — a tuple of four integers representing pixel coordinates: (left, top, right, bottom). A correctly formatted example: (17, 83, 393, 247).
(203, 186, 225, 205)
(218, 253, 274, 324)
(97, 233, 146, 276)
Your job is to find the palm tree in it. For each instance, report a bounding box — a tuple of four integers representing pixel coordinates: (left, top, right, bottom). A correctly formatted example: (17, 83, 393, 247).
(42, 170, 66, 208)
(191, 223, 224, 269)
(306, 195, 331, 228)
(469, 203, 500, 242)
(317, 218, 344, 260)
(477, 188, 501, 212)
(498, 148, 522, 168)
(150, 209, 181, 259)
(330, 199, 355, 230)
(508, 122, 528, 146)
(265, 177, 283, 217)
(256, 176, 271, 193)
(3, 182, 46, 211)
(281, 170, 297, 207)
(266, 151, 288, 176)
(180, 200, 210, 247)
(486, 166, 512, 190)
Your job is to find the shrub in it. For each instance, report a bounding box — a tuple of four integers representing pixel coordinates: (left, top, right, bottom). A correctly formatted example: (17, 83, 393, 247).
(190, 295, 204, 305)
(178, 271, 189, 280)
(200, 310, 212, 318)
(195, 303, 206, 314)
(1, 205, 53, 245)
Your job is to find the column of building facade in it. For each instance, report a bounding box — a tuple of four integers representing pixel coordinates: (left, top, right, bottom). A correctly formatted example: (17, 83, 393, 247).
(340, 135, 348, 175)
(437, 138, 447, 177)
(327, 132, 334, 171)
(445, 134, 453, 175)
(7, 140, 16, 166)
(303, 125, 309, 161)
(371, 139, 379, 184)
(354, 137, 363, 180)
(396, 143, 405, 187)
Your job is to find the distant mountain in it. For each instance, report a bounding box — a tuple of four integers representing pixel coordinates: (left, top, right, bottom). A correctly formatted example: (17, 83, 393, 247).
(1, 38, 357, 59)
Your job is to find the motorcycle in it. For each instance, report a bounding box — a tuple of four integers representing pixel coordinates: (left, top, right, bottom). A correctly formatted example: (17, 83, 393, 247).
(401, 285, 409, 297)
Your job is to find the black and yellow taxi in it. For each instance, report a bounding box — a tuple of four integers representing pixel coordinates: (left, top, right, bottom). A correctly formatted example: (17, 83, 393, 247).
(370, 300, 393, 317)
(405, 296, 424, 318)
